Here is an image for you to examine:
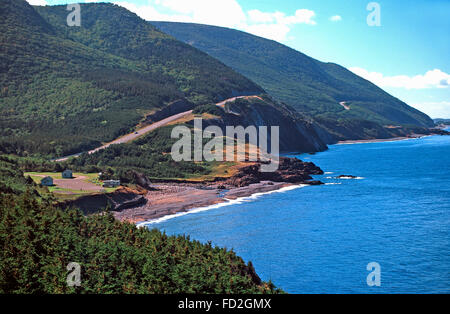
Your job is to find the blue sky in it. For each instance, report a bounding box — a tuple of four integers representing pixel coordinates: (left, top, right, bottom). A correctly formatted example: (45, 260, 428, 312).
(28, 0, 450, 118)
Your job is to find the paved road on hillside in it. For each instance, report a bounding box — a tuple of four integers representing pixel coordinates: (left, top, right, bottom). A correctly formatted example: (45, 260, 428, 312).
(54, 110, 193, 162)
(216, 95, 261, 108)
(54, 95, 259, 162)
(339, 101, 350, 110)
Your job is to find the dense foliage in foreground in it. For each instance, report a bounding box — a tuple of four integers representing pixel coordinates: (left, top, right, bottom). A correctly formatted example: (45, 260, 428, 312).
(0, 156, 37, 195)
(0, 157, 279, 294)
(0, 195, 275, 294)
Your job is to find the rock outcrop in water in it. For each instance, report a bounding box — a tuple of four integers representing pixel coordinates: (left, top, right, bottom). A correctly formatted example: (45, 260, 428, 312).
(427, 128, 450, 135)
(226, 157, 324, 187)
(337, 175, 358, 179)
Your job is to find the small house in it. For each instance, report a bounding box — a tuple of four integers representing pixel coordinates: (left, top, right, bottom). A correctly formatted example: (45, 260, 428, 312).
(41, 176, 54, 186)
(103, 180, 121, 188)
(62, 169, 73, 179)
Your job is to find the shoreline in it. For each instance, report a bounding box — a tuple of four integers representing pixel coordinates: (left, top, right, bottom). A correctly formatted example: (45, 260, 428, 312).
(113, 157, 324, 225)
(337, 134, 430, 145)
(104, 131, 449, 225)
(113, 181, 301, 225)
(136, 183, 306, 227)
(337, 127, 450, 145)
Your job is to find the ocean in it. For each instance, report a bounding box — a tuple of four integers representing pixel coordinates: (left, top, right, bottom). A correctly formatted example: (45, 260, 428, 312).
(145, 131, 450, 293)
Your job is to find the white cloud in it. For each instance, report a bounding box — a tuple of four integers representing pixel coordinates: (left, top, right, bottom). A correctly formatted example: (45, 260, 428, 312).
(113, 0, 247, 28)
(349, 67, 450, 90)
(247, 10, 277, 24)
(330, 15, 342, 22)
(283, 9, 317, 25)
(245, 9, 316, 41)
(113, 0, 316, 42)
(155, 0, 247, 28)
(26, 0, 47, 5)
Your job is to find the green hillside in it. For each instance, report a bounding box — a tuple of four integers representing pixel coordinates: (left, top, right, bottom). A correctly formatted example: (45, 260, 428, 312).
(152, 22, 435, 132)
(0, 1, 262, 158)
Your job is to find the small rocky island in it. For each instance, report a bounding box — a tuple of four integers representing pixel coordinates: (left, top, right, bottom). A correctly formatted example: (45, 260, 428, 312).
(225, 157, 324, 187)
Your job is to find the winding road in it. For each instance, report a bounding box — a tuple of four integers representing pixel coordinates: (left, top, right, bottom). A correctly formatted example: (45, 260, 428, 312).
(339, 101, 351, 110)
(54, 95, 259, 162)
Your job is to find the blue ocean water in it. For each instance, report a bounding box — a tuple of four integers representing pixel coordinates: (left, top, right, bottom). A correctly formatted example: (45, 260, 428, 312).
(147, 132, 450, 293)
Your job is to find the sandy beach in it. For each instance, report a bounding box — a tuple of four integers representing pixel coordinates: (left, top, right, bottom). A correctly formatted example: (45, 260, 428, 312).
(113, 181, 294, 224)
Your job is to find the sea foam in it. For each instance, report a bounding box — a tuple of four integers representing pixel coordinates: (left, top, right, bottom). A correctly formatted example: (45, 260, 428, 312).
(137, 184, 307, 227)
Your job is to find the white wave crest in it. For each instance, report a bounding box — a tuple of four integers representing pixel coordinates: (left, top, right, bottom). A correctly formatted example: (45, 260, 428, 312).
(137, 184, 307, 227)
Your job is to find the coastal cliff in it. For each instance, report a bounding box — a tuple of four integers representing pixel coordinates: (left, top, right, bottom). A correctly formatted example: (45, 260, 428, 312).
(196, 96, 328, 153)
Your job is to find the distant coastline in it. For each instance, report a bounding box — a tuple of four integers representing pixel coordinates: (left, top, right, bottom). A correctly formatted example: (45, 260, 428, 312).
(337, 128, 450, 145)
(337, 134, 429, 145)
(131, 130, 450, 225)
(436, 123, 450, 129)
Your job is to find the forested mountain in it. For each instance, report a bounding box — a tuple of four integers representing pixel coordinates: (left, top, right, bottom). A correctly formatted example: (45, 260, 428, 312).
(0, 1, 262, 157)
(59, 96, 327, 184)
(0, 2, 285, 293)
(152, 22, 435, 137)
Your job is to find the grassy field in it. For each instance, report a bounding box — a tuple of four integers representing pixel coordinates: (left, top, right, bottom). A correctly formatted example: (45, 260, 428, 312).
(26, 172, 98, 181)
(189, 161, 241, 182)
(25, 172, 119, 200)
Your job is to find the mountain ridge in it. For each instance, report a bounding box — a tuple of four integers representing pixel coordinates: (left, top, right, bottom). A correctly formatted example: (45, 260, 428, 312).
(151, 21, 435, 138)
(0, 1, 264, 157)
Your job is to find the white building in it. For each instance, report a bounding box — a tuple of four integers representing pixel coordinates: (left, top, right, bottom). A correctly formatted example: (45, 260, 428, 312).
(103, 180, 121, 188)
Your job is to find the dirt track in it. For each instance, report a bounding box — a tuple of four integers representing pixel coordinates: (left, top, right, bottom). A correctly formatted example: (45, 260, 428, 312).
(54, 95, 259, 162)
(339, 101, 350, 110)
(216, 95, 261, 108)
(87, 110, 194, 155)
